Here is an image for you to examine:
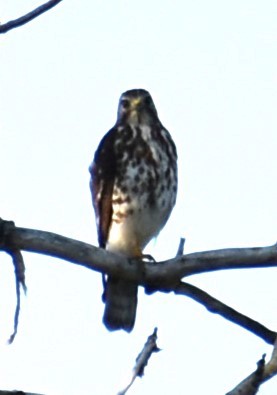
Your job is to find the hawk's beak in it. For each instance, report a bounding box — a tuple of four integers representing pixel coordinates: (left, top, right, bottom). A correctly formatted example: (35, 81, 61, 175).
(130, 97, 142, 110)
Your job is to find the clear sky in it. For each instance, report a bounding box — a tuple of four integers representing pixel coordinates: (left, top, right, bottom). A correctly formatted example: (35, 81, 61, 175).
(0, 0, 276, 394)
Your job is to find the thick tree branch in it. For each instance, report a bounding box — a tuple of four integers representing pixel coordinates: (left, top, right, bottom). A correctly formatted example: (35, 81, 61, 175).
(162, 245, 277, 280)
(0, 0, 63, 34)
(1, 221, 276, 284)
(0, 219, 276, 344)
(0, 221, 134, 277)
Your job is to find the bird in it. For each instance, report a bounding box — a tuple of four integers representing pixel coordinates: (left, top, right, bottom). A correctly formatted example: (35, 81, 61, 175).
(89, 89, 178, 332)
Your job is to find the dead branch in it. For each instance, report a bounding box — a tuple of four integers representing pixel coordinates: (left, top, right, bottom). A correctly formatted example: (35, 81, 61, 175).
(0, 218, 276, 345)
(1, 220, 276, 283)
(0, 0, 63, 34)
(226, 337, 277, 394)
(161, 244, 277, 280)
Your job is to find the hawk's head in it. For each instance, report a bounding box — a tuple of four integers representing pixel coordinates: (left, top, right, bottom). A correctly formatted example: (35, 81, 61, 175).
(117, 89, 158, 125)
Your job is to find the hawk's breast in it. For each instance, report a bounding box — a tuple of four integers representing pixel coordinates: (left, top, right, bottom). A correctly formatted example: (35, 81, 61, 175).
(106, 123, 177, 256)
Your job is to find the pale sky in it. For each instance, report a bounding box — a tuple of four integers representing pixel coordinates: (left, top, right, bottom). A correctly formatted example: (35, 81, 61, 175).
(0, 0, 276, 394)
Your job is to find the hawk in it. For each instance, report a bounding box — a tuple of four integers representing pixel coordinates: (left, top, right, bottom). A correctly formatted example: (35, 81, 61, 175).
(89, 89, 177, 332)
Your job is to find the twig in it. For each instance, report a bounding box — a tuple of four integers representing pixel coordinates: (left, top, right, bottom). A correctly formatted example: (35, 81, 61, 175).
(118, 328, 160, 395)
(176, 237, 185, 256)
(0, 391, 44, 395)
(0, 0, 63, 34)
(0, 220, 27, 343)
(172, 282, 276, 345)
(7, 249, 27, 344)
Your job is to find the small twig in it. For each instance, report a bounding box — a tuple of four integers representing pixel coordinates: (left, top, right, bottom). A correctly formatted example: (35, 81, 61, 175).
(11, 249, 27, 293)
(7, 249, 27, 344)
(173, 282, 277, 345)
(176, 237, 185, 257)
(118, 328, 160, 395)
(0, 219, 27, 343)
(0, 0, 63, 34)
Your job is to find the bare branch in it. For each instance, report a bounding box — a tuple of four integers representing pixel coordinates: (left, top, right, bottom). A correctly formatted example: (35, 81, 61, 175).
(160, 244, 277, 280)
(118, 328, 160, 395)
(0, 221, 133, 277)
(1, 220, 276, 284)
(0, 0, 63, 34)
(172, 282, 276, 345)
(0, 219, 276, 344)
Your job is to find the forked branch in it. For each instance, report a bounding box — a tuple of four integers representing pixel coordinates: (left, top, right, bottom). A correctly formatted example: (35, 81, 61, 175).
(0, 218, 276, 346)
(0, 220, 276, 282)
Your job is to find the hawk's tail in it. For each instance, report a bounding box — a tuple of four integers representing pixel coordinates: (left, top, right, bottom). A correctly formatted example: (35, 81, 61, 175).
(103, 276, 138, 332)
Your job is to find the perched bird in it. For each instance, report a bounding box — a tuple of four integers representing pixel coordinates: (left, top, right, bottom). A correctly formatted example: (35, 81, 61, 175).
(89, 89, 178, 332)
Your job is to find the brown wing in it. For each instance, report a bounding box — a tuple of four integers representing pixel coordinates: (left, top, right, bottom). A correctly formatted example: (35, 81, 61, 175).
(89, 128, 117, 248)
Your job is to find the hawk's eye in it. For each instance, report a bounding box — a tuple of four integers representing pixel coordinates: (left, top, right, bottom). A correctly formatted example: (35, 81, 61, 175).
(121, 99, 130, 109)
